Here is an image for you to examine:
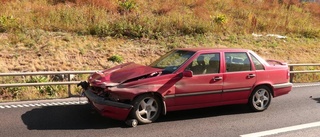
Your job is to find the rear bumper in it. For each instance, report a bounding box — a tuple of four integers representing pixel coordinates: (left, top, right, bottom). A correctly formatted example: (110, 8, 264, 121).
(273, 82, 292, 97)
(84, 89, 133, 121)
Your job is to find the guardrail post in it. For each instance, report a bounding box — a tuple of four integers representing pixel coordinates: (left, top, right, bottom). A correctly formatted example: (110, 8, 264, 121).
(290, 66, 294, 83)
(67, 74, 72, 97)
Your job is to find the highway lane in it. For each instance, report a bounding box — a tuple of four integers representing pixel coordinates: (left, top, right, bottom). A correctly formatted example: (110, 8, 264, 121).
(0, 84, 320, 137)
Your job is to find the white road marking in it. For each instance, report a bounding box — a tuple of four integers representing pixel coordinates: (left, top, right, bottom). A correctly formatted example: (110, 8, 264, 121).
(39, 103, 47, 106)
(57, 102, 64, 105)
(0, 101, 88, 109)
(240, 121, 320, 137)
(51, 103, 58, 106)
(293, 83, 320, 88)
(44, 103, 52, 106)
(63, 102, 70, 105)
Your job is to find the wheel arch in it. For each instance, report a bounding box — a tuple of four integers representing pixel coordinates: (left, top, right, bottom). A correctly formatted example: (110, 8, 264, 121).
(252, 84, 274, 97)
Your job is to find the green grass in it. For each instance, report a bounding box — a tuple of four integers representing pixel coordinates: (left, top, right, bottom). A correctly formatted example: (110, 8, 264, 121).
(0, 0, 319, 101)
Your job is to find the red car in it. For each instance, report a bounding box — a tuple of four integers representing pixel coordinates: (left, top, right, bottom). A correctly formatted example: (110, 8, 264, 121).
(78, 48, 292, 127)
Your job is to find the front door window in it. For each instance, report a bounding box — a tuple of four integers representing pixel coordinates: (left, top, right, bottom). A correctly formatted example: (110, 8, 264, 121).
(186, 53, 220, 75)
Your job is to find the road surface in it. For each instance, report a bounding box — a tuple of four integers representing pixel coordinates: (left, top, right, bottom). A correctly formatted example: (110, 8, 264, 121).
(0, 83, 320, 137)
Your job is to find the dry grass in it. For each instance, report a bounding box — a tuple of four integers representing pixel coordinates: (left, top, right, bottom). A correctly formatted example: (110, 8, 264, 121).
(1, 0, 319, 37)
(0, 30, 167, 72)
(0, 29, 319, 71)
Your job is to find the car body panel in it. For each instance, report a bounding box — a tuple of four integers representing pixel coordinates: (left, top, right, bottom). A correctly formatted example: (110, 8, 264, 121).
(174, 73, 223, 105)
(89, 62, 162, 86)
(222, 71, 256, 101)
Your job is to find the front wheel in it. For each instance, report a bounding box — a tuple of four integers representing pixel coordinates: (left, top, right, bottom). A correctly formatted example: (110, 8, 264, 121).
(249, 86, 272, 112)
(131, 94, 162, 124)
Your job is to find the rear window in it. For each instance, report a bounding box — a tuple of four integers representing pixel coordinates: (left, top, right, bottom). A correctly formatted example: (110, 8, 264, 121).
(250, 53, 265, 70)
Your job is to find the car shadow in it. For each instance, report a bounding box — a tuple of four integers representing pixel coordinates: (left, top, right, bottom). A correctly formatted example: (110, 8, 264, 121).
(312, 97, 320, 103)
(22, 103, 253, 130)
(21, 104, 125, 130)
(157, 104, 253, 123)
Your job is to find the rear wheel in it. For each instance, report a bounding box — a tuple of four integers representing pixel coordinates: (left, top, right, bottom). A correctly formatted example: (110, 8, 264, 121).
(131, 94, 161, 124)
(249, 86, 272, 112)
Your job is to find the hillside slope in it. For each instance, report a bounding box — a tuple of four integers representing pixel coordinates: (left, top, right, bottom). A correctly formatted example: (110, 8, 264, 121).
(0, 0, 319, 72)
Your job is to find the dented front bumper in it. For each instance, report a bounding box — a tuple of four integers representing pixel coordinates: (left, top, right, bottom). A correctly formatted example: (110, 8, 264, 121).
(84, 89, 133, 121)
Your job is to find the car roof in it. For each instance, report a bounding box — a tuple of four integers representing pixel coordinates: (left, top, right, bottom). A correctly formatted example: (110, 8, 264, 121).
(175, 48, 251, 53)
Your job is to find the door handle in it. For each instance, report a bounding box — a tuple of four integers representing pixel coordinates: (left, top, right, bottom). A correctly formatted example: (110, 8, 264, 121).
(247, 74, 256, 78)
(213, 76, 222, 81)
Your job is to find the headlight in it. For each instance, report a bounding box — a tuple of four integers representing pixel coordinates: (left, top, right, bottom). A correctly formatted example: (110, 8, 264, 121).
(98, 82, 119, 88)
(97, 82, 107, 88)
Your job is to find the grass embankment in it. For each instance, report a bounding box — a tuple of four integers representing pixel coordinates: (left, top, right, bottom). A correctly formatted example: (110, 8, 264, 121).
(0, 0, 319, 101)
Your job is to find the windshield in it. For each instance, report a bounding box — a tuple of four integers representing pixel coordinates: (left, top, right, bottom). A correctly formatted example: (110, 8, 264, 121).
(150, 50, 195, 73)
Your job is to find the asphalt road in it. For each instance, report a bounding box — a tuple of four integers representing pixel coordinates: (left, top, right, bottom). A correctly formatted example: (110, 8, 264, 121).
(0, 83, 320, 137)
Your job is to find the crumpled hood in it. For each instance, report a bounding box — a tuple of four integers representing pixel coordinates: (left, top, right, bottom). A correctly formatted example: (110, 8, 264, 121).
(88, 62, 162, 86)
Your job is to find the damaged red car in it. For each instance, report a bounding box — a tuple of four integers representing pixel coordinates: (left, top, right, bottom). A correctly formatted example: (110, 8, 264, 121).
(78, 48, 292, 127)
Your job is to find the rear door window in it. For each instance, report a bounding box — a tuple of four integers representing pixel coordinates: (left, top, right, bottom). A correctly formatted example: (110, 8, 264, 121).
(225, 52, 251, 72)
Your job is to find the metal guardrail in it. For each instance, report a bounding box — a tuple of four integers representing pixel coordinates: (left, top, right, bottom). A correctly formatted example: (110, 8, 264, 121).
(289, 64, 320, 83)
(0, 71, 96, 96)
(0, 64, 319, 97)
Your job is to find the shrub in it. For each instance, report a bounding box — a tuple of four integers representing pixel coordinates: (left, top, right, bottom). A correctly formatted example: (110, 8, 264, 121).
(26, 76, 56, 96)
(118, 0, 137, 14)
(212, 14, 227, 25)
(299, 29, 320, 38)
(88, 23, 111, 37)
(111, 20, 145, 38)
(108, 55, 123, 63)
(0, 15, 18, 32)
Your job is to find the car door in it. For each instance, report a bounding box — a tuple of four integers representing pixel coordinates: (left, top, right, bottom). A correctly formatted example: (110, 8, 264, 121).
(174, 53, 223, 106)
(222, 52, 256, 102)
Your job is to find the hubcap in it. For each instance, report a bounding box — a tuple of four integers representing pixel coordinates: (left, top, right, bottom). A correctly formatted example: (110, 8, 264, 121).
(137, 97, 158, 121)
(253, 89, 270, 110)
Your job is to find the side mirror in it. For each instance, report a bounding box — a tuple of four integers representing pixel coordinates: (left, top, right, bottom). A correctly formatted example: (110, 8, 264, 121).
(182, 70, 193, 77)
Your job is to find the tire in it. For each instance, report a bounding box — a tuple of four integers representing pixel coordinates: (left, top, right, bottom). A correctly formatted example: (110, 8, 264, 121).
(249, 86, 272, 112)
(131, 94, 162, 124)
